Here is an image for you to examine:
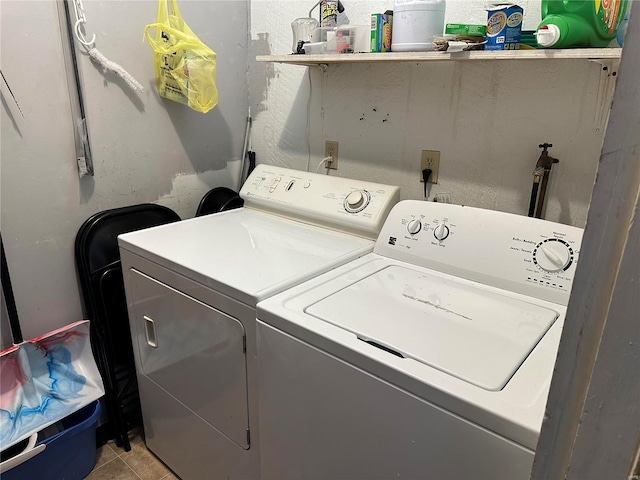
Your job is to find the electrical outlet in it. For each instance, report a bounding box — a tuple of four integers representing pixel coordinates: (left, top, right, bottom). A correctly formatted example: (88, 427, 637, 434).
(325, 141, 339, 170)
(420, 150, 440, 184)
(434, 192, 452, 204)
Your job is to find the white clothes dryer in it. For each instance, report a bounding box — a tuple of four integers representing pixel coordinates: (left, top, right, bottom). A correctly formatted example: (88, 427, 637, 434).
(256, 200, 583, 480)
(117, 165, 399, 480)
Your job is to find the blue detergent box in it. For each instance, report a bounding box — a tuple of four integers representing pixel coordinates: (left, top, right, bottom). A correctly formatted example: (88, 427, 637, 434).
(485, 4, 523, 50)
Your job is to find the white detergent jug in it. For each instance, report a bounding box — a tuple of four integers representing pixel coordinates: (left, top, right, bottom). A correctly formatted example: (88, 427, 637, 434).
(391, 0, 446, 52)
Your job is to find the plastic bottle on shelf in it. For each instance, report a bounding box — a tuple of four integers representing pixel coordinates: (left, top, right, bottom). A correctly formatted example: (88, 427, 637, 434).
(391, 0, 446, 52)
(535, 0, 629, 48)
(320, 0, 345, 27)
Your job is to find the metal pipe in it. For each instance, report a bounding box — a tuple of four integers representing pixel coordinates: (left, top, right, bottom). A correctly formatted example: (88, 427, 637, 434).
(530, 143, 559, 219)
(58, 0, 94, 176)
(535, 169, 551, 218)
(528, 180, 540, 217)
(239, 113, 252, 189)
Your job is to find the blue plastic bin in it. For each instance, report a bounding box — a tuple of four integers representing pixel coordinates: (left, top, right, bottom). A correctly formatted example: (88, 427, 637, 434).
(2, 401, 101, 480)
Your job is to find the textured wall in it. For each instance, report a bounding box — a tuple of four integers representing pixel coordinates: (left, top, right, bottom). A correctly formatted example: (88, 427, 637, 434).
(249, 0, 610, 227)
(0, 0, 614, 339)
(1, 0, 248, 339)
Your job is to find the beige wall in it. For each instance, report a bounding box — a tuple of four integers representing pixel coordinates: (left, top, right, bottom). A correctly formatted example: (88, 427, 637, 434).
(249, 0, 613, 227)
(0, 0, 618, 339)
(1, 0, 249, 338)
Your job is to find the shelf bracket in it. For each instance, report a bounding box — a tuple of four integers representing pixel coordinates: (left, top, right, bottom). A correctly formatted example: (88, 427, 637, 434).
(590, 58, 620, 134)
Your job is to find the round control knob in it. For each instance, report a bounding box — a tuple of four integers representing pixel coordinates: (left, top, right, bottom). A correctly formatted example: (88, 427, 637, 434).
(433, 223, 449, 241)
(346, 191, 365, 209)
(344, 190, 370, 213)
(533, 239, 573, 273)
(433, 224, 450, 241)
(407, 219, 422, 234)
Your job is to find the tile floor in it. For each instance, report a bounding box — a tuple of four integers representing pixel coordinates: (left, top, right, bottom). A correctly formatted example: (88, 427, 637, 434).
(86, 428, 179, 480)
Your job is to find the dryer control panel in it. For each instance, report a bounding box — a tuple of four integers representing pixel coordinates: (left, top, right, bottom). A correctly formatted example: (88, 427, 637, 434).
(240, 165, 400, 240)
(374, 200, 584, 306)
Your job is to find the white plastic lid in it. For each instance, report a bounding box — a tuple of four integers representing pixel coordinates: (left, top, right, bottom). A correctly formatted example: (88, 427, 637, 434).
(536, 24, 560, 47)
(395, 0, 446, 8)
(306, 265, 559, 391)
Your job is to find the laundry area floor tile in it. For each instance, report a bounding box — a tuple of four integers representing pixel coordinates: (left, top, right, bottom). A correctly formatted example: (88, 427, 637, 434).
(86, 428, 178, 480)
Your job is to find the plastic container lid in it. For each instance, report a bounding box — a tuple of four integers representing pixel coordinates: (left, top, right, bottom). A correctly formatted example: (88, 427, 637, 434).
(303, 42, 326, 54)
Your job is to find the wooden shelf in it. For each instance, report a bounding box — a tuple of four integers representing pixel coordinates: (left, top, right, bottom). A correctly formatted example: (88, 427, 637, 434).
(256, 48, 622, 66)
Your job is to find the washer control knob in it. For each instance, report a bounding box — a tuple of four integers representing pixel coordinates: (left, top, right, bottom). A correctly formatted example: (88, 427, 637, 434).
(433, 224, 450, 241)
(344, 190, 370, 213)
(533, 239, 573, 273)
(407, 219, 422, 235)
(346, 191, 364, 208)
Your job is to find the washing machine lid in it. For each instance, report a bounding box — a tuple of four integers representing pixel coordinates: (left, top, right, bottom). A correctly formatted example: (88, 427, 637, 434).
(118, 208, 372, 305)
(305, 265, 559, 391)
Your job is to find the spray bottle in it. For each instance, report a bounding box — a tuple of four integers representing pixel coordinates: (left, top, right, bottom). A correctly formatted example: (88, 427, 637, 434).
(320, 0, 344, 27)
(535, 0, 628, 48)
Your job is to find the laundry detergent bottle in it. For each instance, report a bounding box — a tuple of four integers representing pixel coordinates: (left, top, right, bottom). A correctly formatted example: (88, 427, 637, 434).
(535, 0, 629, 48)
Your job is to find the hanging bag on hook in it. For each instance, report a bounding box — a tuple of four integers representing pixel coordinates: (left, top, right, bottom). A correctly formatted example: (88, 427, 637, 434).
(144, 0, 218, 113)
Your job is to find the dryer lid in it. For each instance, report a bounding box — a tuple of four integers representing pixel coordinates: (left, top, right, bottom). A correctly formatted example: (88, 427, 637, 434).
(118, 208, 372, 304)
(305, 265, 559, 391)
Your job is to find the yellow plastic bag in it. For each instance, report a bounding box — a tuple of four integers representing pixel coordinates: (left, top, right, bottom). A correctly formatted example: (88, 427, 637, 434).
(144, 0, 218, 113)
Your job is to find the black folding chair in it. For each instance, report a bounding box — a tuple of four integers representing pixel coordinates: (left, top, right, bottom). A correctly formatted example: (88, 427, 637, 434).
(195, 187, 244, 216)
(75, 204, 180, 451)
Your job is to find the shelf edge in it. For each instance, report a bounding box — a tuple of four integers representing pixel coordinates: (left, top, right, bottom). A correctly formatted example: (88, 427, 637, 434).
(256, 48, 622, 65)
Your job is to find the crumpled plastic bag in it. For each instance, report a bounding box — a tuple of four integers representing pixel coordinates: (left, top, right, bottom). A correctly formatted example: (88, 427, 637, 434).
(144, 0, 218, 113)
(0, 321, 104, 450)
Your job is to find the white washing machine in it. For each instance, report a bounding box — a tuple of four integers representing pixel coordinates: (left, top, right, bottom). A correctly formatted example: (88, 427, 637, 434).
(117, 165, 399, 480)
(256, 200, 584, 480)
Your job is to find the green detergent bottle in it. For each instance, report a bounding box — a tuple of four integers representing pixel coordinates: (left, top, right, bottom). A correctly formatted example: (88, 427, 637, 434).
(536, 0, 628, 48)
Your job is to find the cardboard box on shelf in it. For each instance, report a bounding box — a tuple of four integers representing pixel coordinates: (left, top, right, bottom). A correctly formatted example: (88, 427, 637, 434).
(485, 4, 523, 50)
(371, 11, 393, 52)
(445, 23, 486, 36)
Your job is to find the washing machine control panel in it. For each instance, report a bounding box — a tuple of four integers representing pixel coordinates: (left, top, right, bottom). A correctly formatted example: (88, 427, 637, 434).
(376, 200, 584, 306)
(403, 214, 457, 244)
(344, 190, 371, 213)
(240, 164, 400, 239)
(533, 238, 574, 273)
